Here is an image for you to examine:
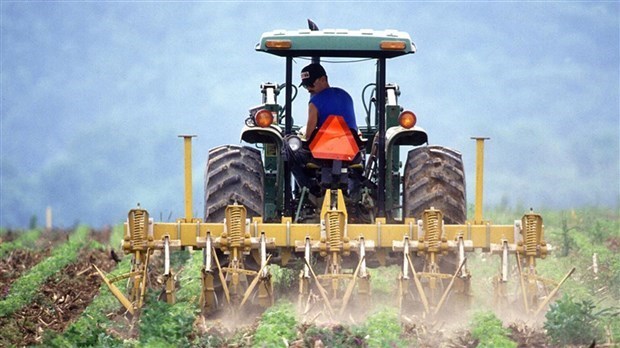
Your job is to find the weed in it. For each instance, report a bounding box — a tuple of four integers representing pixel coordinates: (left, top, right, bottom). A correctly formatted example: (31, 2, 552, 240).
(253, 301, 297, 347)
(470, 311, 517, 348)
(544, 294, 618, 346)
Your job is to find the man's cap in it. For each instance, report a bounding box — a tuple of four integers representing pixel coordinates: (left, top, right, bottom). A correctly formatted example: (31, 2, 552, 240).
(300, 63, 326, 87)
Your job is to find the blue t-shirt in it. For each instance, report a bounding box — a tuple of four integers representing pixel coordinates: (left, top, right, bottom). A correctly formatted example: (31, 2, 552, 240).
(310, 87, 357, 131)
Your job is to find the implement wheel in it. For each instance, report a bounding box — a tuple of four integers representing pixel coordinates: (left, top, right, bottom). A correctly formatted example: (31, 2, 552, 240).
(403, 145, 466, 224)
(204, 145, 264, 222)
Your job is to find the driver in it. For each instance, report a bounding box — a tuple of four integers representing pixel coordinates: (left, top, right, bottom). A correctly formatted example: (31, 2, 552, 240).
(299, 63, 357, 140)
(284, 63, 359, 193)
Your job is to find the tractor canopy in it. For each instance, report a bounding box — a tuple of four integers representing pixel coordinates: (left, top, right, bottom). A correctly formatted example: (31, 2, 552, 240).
(256, 28, 415, 58)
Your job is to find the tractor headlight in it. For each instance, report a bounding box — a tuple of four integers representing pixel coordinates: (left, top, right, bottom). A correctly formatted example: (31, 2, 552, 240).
(287, 135, 302, 151)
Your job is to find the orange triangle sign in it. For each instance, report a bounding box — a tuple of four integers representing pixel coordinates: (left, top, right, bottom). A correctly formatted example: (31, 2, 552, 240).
(309, 115, 359, 161)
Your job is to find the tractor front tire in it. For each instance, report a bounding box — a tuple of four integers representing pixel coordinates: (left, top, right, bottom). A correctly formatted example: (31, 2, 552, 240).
(403, 145, 466, 224)
(204, 145, 264, 222)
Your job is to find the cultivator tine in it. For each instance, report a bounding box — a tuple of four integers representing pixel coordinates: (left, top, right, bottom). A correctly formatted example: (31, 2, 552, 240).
(213, 247, 231, 305)
(303, 257, 335, 318)
(298, 237, 312, 312)
(434, 257, 467, 316)
(138, 249, 151, 309)
(163, 236, 176, 304)
(240, 254, 272, 308)
(92, 264, 135, 315)
(533, 267, 575, 317)
(406, 252, 430, 314)
(516, 252, 530, 313)
(356, 237, 371, 308)
(339, 255, 366, 316)
(200, 233, 218, 312)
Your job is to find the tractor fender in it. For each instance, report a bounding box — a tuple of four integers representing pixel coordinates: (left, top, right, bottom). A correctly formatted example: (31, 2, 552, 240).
(385, 125, 428, 150)
(240, 124, 284, 146)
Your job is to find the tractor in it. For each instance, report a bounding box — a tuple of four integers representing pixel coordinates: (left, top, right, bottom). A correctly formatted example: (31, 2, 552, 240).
(202, 21, 468, 316)
(95, 22, 573, 322)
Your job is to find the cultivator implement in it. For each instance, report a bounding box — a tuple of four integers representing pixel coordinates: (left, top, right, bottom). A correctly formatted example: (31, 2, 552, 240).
(94, 136, 572, 320)
(93, 25, 574, 322)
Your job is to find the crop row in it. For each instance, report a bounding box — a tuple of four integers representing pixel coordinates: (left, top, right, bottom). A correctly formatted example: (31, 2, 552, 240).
(39, 224, 124, 346)
(0, 226, 91, 317)
(0, 228, 42, 258)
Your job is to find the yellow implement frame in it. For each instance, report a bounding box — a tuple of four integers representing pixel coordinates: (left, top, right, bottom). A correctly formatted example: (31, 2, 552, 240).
(95, 136, 571, 318)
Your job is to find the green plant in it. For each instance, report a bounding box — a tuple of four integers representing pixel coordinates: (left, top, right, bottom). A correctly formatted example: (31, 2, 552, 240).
(108, 224, 126, 253)
(470, 311, 517, 348)
(139, 250, 202, 346)
(303, 323, 357, 347)
(253, 301, 297, 347)
(544, 294, 605, 346)
(362, 307, 407, 347)
(270, 264, 297, 297)
(139, 292, 197, 347)
(0, 228, 42, 258)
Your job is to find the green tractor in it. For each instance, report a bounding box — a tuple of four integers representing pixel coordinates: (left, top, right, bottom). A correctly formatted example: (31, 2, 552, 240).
(204, 22, 466, 228)
(97, 22, 567, 321)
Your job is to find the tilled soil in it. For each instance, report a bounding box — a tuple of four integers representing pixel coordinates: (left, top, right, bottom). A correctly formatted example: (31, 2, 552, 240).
(0, 229, 118, 347)
(0, 249, 52, 300)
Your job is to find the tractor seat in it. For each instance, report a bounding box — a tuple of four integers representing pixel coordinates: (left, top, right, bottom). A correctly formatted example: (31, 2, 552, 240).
(304, 151, 364, 171)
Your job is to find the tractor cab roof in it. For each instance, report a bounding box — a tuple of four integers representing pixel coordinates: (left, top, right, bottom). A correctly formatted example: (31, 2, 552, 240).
(256, 28, 415, 59)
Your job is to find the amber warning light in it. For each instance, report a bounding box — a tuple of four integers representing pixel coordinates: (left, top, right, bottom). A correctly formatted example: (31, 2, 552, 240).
(254, 109, 274, 127)
(398, 110, 417, 129)
(265, 40, 292, 49)
(380, 40, 406, 51)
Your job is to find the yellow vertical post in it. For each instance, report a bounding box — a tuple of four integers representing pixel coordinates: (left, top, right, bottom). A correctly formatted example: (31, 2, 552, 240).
(179, 135, 197, 222)
(471, 137, 490, 224)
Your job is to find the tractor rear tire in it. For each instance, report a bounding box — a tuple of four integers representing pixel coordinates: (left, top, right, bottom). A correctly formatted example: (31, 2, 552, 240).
(204, 145, 264, 222)
(403, 145, 466, 224)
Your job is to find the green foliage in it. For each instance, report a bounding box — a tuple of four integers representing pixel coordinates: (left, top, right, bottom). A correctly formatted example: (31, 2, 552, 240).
(139, 250, 202, 346)
(544, 294, 618, 346)
(470, 311, 517, 348)
(253, 301, 297, 347)
(139, 292, 197, 347)
(360, 307, 407, 347)
(303, 324, 363, 347)
(108, 224, 126, 253)
(368, 265, 400, 296)
(0, 226, 89, 317)
(175, 250, 204, 302)
(544, 208, 620, 301)
(270, 264, 297, 296)
(0, 228, 42, 258)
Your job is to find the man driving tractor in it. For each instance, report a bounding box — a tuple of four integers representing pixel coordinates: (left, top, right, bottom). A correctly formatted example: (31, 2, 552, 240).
(299, 63, 357, 140)
(284, 63, 361, 195)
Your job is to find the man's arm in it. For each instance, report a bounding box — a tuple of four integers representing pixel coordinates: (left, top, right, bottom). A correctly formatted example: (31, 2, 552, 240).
(305, 102, 318, 140)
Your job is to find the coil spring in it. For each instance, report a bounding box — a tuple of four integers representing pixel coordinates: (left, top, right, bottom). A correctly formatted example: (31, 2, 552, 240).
(131, 210, 147, 249)
(228, 206, 243, 247)
(524, 215, 539, 256)
(425, 211, 441, 250)
(327, 212, 341, 250)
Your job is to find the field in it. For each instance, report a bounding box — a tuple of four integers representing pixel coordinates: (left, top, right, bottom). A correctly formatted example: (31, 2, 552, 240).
(0, 207, 618, 347)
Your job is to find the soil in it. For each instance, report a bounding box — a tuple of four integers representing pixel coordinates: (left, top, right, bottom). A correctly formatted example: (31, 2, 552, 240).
(0, 229, 118, 347)
(0, 249, 52, 299)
